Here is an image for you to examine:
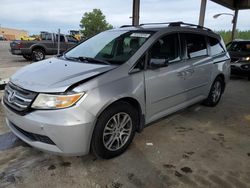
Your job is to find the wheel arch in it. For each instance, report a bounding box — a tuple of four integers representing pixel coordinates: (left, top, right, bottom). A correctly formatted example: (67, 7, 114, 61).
(215, 73, 226, 93)
(95, 97, 145, 133)
(31, 45, 46, 53)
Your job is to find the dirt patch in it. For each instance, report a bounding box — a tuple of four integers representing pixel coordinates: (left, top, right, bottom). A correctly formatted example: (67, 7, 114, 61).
(181, 167, 193, 174)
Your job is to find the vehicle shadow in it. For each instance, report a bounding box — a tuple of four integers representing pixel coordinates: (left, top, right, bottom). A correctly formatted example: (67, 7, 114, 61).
(230, 75, 248, 81)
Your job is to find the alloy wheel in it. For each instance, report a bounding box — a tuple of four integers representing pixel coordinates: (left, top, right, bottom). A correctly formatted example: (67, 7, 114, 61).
(212, 81, 222, 103)
(103, 112, 132, 151)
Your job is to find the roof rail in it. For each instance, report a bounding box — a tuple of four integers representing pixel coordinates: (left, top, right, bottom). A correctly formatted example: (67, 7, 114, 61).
(140, 21, 212, 31)
(120, 25, 133, 28)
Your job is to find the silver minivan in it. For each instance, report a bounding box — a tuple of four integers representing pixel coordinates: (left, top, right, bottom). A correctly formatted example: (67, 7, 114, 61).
(2, 22, 230, 158)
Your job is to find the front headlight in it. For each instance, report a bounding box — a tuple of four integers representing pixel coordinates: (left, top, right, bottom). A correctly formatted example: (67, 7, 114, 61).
(241, 57, 250, 61)
(31, 92, 85, 109)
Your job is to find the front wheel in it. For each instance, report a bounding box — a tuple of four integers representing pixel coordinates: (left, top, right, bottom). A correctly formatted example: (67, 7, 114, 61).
(203, 77, 224, 107)
(91, 101, 138, 159)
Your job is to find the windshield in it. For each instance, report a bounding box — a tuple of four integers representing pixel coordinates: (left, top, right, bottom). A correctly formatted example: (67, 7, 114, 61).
(227, 42, 250, 52)
(65, 30, 153, 65)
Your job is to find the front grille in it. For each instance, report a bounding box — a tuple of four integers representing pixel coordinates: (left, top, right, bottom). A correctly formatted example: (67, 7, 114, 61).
(3, 82, 37, 115)
(12, 123, 55, 145)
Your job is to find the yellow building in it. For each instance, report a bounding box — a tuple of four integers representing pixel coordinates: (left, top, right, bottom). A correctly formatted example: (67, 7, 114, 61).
(0, 27, 28, 40)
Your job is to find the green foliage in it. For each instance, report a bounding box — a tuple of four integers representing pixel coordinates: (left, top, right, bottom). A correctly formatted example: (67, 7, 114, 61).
(80, 9, 113, 38)
(216, 30, 250, 44)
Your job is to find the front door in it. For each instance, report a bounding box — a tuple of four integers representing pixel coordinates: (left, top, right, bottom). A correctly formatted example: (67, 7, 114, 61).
(145, 33, 193, 123)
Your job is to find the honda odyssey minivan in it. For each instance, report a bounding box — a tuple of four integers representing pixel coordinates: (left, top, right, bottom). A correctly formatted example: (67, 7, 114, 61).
(2, 22, 230, 159)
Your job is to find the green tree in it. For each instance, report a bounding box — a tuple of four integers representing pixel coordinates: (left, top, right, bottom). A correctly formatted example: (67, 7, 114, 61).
(216, 30, 250, 44)
(80, 9, 113, 38)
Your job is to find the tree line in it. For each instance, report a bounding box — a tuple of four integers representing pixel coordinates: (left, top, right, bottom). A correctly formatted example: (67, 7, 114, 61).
(216, 30, 250, 44)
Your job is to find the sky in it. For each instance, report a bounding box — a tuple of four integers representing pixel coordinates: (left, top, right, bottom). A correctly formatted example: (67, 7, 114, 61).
(0, 0, 250, 35)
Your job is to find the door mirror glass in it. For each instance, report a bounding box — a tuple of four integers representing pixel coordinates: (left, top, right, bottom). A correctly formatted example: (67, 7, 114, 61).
(150, 58, 169, 69)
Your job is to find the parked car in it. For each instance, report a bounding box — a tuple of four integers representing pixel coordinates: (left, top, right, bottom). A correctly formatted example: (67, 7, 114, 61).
(227, 40, 250, 80)
(2, 22, 230, 159)
(0, 35, 6, 41)
(10, 32, 78, 61)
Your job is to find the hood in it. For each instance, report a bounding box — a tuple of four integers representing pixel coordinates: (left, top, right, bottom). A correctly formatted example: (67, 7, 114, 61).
(10, 57, 116, 93)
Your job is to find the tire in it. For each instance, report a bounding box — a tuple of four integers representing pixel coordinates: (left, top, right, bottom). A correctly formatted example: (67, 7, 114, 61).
(22, 54, 32, 61)
(32, 48, 45, 62)
(91, 101, 138, 159)
(203, 77, 224, 107)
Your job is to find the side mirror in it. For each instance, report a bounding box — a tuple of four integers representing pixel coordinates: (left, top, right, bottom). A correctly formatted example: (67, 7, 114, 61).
(150, 59, 169, 69)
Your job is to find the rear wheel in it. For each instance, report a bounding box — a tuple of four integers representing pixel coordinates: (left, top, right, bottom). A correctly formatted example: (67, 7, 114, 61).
(22, 54, 32, 61)
(203, 77, 223, 107)
(91, 101, 138, 159)
(32, 48, 45, 62)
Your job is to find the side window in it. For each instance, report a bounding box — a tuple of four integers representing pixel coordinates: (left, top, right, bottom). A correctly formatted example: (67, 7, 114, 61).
(185, 33, 207, 58)
(209, 37, 225, 56)
(149, 34, 180, 66)
(56, 35, 65, 42)
(41, 33, 52, 41)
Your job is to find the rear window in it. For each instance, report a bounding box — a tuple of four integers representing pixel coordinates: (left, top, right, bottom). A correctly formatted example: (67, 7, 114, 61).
(209, 37, 225, 56)
(185, 33, 207, 58)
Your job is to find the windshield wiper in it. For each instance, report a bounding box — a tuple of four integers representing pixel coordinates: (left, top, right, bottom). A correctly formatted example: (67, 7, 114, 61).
(78, 56, 110, 65)
(64, 54, 110, 65)
(63, 54, 78, 61)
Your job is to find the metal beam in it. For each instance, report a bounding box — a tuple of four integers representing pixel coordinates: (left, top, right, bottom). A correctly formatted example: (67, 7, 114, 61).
(231, 9, 239, 41)
(132, 0, 140, 26)
(57, 29, 60, 55)
(211, 0, 250, 10)
(199, 0, 207, 26)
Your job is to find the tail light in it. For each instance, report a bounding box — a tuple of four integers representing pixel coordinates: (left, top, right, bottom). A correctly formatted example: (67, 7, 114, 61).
(17, 42, 24, 48)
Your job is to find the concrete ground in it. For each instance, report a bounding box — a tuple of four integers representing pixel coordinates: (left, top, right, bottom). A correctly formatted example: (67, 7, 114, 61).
(0, 41, 250, 188)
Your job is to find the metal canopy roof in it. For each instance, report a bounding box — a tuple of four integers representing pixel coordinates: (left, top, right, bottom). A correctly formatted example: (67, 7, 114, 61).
(211, 0, 250, 10)
(131, 0, 250, 41)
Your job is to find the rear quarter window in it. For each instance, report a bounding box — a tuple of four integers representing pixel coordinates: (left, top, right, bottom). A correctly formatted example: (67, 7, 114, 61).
(209, 37, 225, 56)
